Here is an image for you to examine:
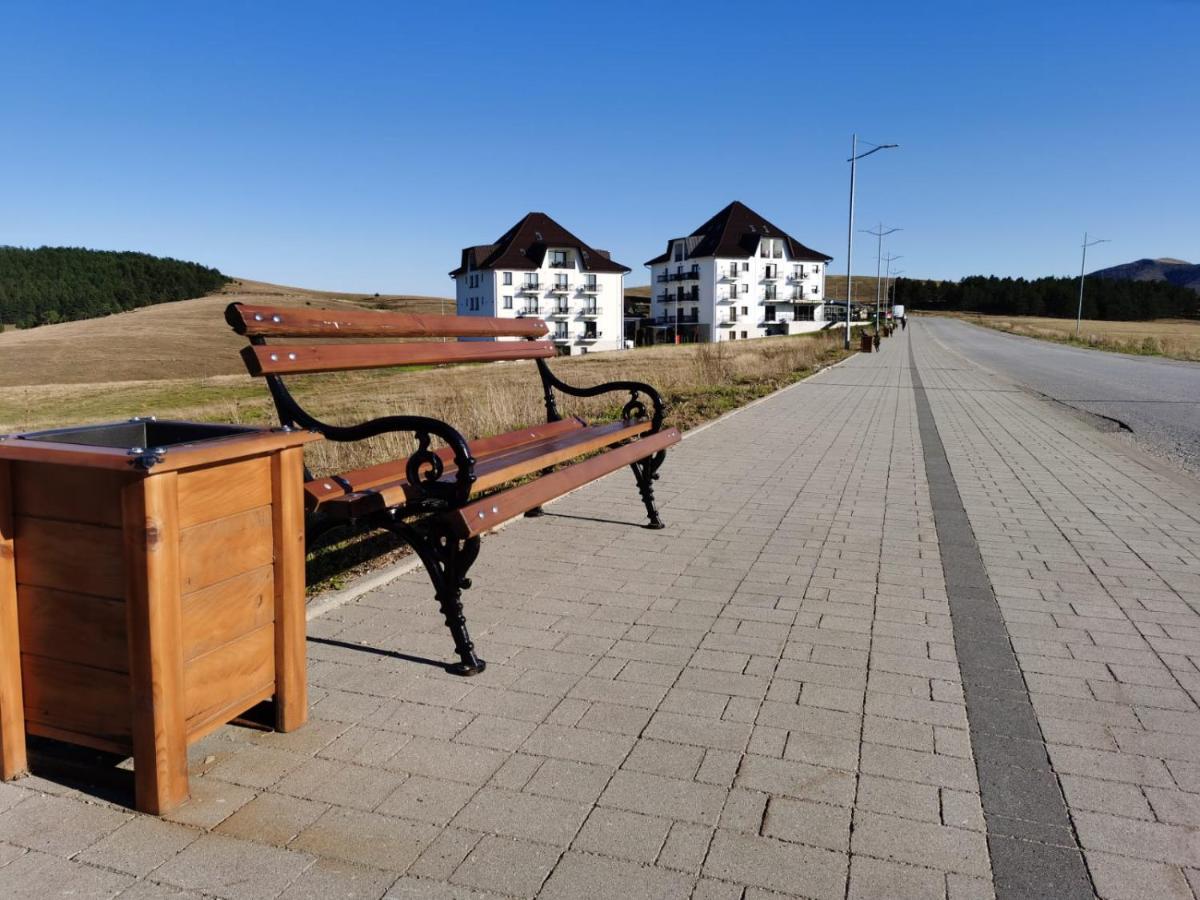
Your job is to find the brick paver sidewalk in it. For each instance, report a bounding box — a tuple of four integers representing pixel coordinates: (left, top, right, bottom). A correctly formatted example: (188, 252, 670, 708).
(1, 323, 1198, 899)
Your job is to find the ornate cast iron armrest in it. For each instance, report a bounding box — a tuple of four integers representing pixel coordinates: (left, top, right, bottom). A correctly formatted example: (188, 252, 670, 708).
(263, 374, 477, 508)
(535, 358, 666, 433)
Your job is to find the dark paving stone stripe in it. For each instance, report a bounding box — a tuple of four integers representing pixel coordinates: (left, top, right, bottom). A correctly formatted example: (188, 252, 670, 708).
(908, 341, 1095, 900)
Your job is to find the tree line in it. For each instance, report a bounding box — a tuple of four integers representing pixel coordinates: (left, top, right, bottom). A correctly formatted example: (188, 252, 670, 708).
(0, 246, 230, 328)
(894, 275, 1198, 321)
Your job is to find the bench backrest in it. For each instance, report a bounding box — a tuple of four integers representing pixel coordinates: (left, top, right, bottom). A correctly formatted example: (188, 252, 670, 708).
(225, 303, 554, 376)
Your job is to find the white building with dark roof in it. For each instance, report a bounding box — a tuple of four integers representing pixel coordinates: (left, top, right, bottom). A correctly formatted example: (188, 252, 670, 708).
(450, 213, 629, 354)
(644, 201, 832, 342)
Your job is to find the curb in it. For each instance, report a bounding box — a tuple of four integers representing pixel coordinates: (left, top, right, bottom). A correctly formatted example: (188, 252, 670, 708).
(306, 348, 859, 621)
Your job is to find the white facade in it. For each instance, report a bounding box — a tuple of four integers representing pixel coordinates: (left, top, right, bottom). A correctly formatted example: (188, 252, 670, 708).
(648, 238, 827, 342)
(454, 248, 624, 354)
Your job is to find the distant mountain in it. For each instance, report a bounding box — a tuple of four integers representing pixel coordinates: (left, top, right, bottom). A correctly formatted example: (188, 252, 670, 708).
(1092, 258, 1200, 294)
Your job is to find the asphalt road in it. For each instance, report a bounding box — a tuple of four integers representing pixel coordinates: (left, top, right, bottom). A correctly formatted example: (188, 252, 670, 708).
(921, 317, 1200, 475)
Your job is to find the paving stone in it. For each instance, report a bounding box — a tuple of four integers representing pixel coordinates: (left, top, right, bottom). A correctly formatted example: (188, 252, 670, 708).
(599, 770, 727, 826)
(277, 858, 397, 900)
(407, 826, 480, 880)
(851, 810, 990, 878)
(540, 850, 694, 900)
(572, 807, 671, 862)
(276, 757, 407, 810)
(154, 834, 315, 900)
(290, 807, 440, 871)
(386, 736, 506, 784)
(0, 794, 130, 856)
(450, 834, 560, 896)
(848, 855, 946, 900)
(371, 775, 475, 826)
(79, 816, 200, 877)
(522, 758, 614, 804)
(215, 793, 327, 847)
(703, 830, 847, 899)
(451, 787, 589, 846)
(0, 849, 133, 900)
(761, 796, 851, 852)
(162, 776, 257, 829)
(1085, 851, 1193, 900)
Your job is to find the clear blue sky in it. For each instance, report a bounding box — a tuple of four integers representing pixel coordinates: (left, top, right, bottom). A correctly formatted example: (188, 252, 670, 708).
(2, 0, 1196, 295)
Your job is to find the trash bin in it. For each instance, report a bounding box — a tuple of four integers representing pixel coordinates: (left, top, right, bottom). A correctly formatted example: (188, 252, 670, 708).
(860, 331, 873, 353)
(0, 418, 320, 813)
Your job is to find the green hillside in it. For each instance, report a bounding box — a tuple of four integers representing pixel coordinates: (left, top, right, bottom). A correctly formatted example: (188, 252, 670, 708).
(0, 246, 230, 328)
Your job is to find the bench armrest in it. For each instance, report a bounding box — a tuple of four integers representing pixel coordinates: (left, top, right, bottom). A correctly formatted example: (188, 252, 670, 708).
(535, 359, 666, 433)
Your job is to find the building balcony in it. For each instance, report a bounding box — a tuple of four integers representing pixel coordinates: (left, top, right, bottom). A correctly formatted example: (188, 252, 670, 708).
(548, 259, 573, 269)
(549, 282, 571, 294)
(656, 273, 669, 283)
(761, 271, 780, 282)
(680, 270, 699, 281)
(717, 319, 736, 327)
(548, 306, 571, 318)
(552, 332, 571, 342)
(789, 272, 808, 283)
(519, 282, 540, 292)
(580, 282, 601, 293)
(579, 331, 602, 341)
(580, 306, 601, 317)
(517, 307, 540, 317)
(721, 270, 740, 281)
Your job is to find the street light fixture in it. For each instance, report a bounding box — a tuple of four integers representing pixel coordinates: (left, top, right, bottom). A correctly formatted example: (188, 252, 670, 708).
(844, 135, 899, 349)
(861, 224, 901, 333)
(883, 254, 903, 313)
(1075, 232, 1110, 338)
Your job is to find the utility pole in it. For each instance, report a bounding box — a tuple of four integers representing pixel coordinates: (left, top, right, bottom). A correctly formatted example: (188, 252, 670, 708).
(1076, 232, 1110, 338)
(844, 136, 899, 349)
(861, 224, 901, 333)
(883, 255, 903, 312)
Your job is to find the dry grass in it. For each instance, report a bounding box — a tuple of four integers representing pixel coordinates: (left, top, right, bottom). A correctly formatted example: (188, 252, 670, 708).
(946, 313, 1200, 362)
(0, 278, 447, 387)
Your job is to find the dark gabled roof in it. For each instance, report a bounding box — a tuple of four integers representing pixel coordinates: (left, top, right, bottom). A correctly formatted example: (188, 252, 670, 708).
(644, 201, 832, 266)
(449, 212, 630, 277)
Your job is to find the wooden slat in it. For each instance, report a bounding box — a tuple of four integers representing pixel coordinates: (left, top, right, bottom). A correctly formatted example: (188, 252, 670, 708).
(13, 462, 130, 527)
(337, 418, 656, 519)
(14, 517, 124, 599)
(304, 418, 586, 509)
(178, 506, 274, 594)
(184, 623, 274, 736)
(177, 455, 272, 529)
(18, 585, 128, 673)
(122, 472, 189, 814)
(241, 340, 556, 377)
(21, 654, 132, 750)
(271, 446, 307, 732)
(0, 460, 26, 779)
(445, 428, 682, 539)
(227, 302, 548, 339)
(181, 565, 274, 662)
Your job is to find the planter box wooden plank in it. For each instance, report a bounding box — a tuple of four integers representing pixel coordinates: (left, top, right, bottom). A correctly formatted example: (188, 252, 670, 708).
(0, 423, 318, 813)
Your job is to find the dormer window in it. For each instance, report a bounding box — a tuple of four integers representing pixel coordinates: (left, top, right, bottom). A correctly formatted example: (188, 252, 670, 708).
(673, 243, 683, 262)
(550, 250, 570, 268)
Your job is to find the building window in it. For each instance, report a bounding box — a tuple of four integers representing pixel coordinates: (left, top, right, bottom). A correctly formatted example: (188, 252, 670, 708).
(765, 285, 777, 301)
(765, 305, 776, 322)
(503, 272, 512, 285)
(584, 274, 597, 290)
(673, 243, 683, 262)
(730, 308, 737, 322)
(555, 323, 568, 339)
(730, 284, 739, 299)
(741, 306, 748, 316)
(503, 295, 512, 309)
(550, 250, 569, 268)
(741, 331, 748, 339)
(794, 304, 814, 321)
(729, 332, 736, 340)
(812, 285, 819, 294)
(741, 261, 749, 272)
(523, 275, 539, 290)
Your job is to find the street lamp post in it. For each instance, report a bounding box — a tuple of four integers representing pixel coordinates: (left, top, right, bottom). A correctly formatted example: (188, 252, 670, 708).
(1075, 232, 1110, 338)
(844, 135, 899, 349)
(861, 223, 901, 334)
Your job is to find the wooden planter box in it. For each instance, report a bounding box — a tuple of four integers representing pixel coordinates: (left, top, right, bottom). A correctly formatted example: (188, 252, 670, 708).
(0, 420, 319, 813)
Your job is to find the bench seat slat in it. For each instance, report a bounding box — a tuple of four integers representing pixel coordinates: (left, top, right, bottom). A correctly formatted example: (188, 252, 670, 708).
(241, 340, 557, 376)
(227, 303, 548, 340)
(445, 428, 682, 538)
(321, 418, 659, 520)
(304, 418, 587, 510)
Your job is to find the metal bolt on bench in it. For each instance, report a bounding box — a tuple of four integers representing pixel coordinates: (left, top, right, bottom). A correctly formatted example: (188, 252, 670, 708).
(227, 303, 680, 675)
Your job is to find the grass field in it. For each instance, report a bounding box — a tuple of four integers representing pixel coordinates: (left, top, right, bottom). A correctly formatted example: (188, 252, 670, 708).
(945, 313, 1200, 362)
(0, 280, 850, 591)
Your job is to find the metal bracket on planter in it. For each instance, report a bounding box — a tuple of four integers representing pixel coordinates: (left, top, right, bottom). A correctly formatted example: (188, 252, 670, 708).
(127, 446, 167, 470)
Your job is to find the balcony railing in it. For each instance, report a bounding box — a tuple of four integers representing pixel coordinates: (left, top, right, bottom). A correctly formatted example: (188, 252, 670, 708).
(580, 305, 601, 317)
(520, 282, 540, 292)
(549, 305, 571, 317)
(548, 259, 572, 269)
(549, 282, 571, 293)
(762, 270, 779, 282)
(580, 281, 601, 293)
(518, 306, 540, 316)
(790, 272, 808, 282)
(656, 273, 669, 283)
(553, 331, 570, 341)
(681, 269, 699, 280)
(580, 330, 601, 341)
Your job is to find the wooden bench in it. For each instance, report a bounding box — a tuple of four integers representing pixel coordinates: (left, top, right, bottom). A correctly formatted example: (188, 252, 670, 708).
(226, 303, 680, 675)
